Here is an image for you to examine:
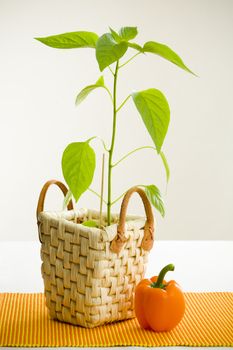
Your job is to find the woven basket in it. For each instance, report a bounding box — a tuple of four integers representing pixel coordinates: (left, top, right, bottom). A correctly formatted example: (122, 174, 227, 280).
(37, 180, 155, 328)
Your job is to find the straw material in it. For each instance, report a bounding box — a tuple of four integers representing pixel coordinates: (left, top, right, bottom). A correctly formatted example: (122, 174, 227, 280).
(0, 292, 232, 347)
(38, 208, 150, 328)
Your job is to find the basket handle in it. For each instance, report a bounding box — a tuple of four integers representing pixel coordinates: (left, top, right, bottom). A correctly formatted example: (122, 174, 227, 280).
(36, 179, 73, 242)
(110, 187, 155, 254)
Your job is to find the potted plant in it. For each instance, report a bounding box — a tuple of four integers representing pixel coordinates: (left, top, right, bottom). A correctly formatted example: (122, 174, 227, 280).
(35, 26, 194, 328)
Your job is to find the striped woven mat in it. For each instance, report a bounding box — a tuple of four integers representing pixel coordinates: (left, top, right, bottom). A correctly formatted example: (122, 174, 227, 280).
(0, 292, 232, 347)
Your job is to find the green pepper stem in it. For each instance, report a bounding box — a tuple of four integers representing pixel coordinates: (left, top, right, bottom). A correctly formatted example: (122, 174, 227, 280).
(151, 264, 175, 289)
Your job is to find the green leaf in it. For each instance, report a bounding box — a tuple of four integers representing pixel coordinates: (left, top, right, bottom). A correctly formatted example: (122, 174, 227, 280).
(109, 27, 121, 42)
(62, 141, 96, 202)
(118, 27, 138, 41)
(35, 31, 99, 49)
(94, 76, 105, 86)
(132, 89, 170, 153)
(109, 27, 138, 43)
(96, 33, 128, 71)
(82, 220, 98, 228)
(75, 76, 105, 105)
(144, 185, 165, 217)
(128, 42, 144, 52)
(63, 189, 73, 210)
(143, 41, 195, 75)
(160, 151, 170, 183)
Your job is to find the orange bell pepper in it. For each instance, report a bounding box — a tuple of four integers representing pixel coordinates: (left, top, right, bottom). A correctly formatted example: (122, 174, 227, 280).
(135, 264, 185, 332)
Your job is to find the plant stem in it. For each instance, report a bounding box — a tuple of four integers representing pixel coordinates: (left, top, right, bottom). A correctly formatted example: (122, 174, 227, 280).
(111, 184, 145, 206)
(116, 94, 131, 113)
(99, 154, 105, 228)
(89, 136, 109, 152)
(88, 188, 107, 204)
(119, 52, 141, 68)
(112, 146, 156, 168)
(150, 264, 175, 289)
(108, 66, 114, 75)
(111, 191, 127, 206)
(107, 60, 119, 225)
(104, 86, 113, 102)
(96, 137, 109, 152)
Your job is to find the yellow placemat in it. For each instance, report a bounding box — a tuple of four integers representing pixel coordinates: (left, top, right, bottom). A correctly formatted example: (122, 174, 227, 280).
(0, 292, 232, 347)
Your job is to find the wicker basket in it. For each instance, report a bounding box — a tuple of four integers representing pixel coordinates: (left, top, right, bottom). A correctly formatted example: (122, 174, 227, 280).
(37, 180, 155, 328)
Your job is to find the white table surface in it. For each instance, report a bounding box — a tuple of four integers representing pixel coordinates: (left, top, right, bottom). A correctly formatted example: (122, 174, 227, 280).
(0, 240, 233, 349)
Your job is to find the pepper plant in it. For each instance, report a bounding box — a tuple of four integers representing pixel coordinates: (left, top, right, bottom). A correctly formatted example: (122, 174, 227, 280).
(35, 26, 194, 225)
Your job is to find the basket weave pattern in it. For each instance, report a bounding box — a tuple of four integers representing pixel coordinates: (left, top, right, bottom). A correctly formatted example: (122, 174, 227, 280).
(37, 180, 154, 328)
(39, 210, 148, 327)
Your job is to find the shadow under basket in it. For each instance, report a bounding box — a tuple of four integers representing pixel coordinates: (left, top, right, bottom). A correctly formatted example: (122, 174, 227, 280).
(37, 180, 155, 328)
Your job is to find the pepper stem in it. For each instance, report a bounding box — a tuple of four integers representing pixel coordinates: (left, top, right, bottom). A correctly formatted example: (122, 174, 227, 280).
(150, 264, 175, 289)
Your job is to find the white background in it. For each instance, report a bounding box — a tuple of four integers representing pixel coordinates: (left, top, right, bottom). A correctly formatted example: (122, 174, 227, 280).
(0, 0, 233, 240)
